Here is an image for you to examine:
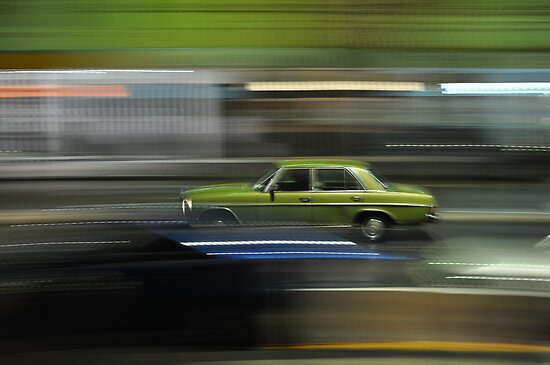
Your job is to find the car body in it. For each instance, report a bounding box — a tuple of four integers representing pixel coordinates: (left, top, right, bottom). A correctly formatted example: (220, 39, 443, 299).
(180, 159, 439, 242)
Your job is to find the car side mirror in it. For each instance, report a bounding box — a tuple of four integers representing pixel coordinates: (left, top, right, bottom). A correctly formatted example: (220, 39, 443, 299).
(268, 184, 279, 201)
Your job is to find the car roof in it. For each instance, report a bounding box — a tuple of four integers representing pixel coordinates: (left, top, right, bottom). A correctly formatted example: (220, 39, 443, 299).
(275, 159, 368, 169)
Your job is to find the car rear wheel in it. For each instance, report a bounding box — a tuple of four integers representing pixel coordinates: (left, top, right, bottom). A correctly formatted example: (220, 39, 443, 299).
(360, 216, 388, 243)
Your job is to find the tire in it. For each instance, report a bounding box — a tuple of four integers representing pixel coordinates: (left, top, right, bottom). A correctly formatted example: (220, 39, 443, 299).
(359, 215, 389, 243)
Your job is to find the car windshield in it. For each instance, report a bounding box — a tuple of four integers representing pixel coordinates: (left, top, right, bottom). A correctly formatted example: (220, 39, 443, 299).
(366, 167, 391, 189)
(252, 164, 279, 190)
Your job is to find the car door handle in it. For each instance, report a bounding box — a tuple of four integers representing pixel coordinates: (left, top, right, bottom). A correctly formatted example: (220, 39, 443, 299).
(350, 196, 361, 202)
(299, 197, 310, 203)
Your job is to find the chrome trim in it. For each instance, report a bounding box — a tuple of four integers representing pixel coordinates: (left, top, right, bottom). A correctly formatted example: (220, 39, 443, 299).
(310, 190, 367, 193)
(196, 203, 431, 208)
(317, 203, 430, 207)
(278, 164, 363, 169)
(425, 213, 441, 222)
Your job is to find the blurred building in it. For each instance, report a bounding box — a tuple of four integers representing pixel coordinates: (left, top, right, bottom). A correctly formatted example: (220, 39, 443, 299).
(0, 1, 549, 180)
(0, 69, 549, 181)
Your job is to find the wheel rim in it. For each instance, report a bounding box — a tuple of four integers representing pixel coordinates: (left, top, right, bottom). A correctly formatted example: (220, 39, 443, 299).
(362, 218, 385, 241)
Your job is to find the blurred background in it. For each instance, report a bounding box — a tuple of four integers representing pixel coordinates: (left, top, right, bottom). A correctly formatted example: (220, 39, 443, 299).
(1, 1, 550, 364)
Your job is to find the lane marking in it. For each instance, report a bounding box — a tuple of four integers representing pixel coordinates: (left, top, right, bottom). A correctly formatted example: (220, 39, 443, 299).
(0, 261, 70, 265)
(0, 241, 130, 248)
(11, 220, 186, 227)
(43, 204, 179, 212)
(386, 143, 550, 149)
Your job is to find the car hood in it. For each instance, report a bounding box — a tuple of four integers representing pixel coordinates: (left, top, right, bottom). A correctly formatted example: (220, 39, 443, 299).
(184, 182, 253, 196)
(388, 183, 430, 195)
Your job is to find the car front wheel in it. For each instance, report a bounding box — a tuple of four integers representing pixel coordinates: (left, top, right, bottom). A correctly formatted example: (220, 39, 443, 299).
(360, 216, 388, 243)
(198, 210, 239, 226)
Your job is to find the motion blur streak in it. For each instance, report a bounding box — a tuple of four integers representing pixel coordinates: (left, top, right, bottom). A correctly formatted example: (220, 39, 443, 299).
(441, 82, 550, 95)
(245, 81, 425, 92)
(0, 69, 194, 74)
(270, 341, 550, 353)
(1, 0, 550, 363)
(447, 276, 550, 282)
(0, 85, 128, 98)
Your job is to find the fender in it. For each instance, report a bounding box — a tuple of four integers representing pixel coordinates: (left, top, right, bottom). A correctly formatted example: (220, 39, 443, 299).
(354, 208, 399, 225)
(197, 206, 241, 224)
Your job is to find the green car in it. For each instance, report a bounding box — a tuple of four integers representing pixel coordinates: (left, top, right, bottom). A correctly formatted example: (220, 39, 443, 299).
(180, 159, 439, 242)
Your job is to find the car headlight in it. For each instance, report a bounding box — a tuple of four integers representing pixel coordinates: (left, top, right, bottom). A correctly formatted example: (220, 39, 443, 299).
(181, 198, 192, 215)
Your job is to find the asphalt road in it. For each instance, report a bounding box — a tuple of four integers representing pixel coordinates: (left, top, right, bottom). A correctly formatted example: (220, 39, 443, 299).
(1, 178, 549, 288)
(1, 217, 549, 291)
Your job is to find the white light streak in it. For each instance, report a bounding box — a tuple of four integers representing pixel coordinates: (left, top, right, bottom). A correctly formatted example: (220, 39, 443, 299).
(535, 235, 550, 248)
(430, 262, 550, 269)
(441, 82, 550, 95)
(284, 287, 550, 298)
(446, 275, 550, 282)
(246, 81, 425, 92)
(207, 251, 378, 256)
(0, 69, 194, 74)
(181, 240, 356, 246)
(443, 209, 550, 216)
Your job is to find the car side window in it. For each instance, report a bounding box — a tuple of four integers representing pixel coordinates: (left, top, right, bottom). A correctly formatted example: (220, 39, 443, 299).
(314, 169, 362, 191)
(274, 169, 310, 192)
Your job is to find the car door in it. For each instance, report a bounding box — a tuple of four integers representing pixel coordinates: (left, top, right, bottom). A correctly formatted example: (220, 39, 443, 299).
(256, 168, 312, 224)
(310, 168, 365, 225)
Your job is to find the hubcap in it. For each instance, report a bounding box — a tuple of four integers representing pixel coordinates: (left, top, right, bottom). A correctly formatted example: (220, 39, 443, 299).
(362, 218, 385, 241)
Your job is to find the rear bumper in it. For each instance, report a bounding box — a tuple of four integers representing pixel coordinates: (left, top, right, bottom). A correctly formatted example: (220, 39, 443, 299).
(425, 212, 441, 223)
